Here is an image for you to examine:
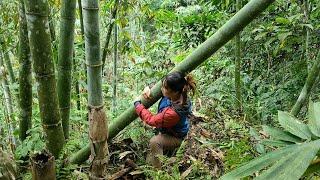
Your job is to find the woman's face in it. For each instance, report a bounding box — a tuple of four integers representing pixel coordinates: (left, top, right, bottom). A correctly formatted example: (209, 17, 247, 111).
(161, 81, 179, 100)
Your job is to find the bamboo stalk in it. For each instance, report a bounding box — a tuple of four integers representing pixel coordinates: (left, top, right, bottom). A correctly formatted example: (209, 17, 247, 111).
(24, 0, 65, 157)
(57, 0, 77, 140)
(18, 0, 32, 141)
(82, 0, 109, 178)
(290, 51, 320, 117)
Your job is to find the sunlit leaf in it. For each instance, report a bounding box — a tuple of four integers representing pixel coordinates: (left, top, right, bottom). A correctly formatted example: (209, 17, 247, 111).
(275, 17, 290, 24)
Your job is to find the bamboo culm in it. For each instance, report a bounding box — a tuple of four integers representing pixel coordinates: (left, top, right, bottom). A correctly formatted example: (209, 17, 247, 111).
(57, 0, 77, 140)
(24, 0, 65, 157)
(18, 0, 32, 141)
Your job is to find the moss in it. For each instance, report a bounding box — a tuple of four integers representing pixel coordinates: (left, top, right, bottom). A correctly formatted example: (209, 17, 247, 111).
(224, 138, 254, 172)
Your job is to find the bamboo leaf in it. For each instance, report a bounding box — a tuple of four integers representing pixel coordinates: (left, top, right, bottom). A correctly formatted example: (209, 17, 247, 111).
(262, 125, 301, 143)
(255, 140, 320, 180)
(278, 111, 312, 140)
(219, 144, 300, 180)
(308, 101, 320, 137)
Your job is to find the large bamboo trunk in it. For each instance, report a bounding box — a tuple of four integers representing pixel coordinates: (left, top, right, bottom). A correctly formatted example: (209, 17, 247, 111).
(70, 0, 275, 164)
(18, 0, 32, 141)
(24, 0, 65, 157)
(82, 0, 109, 178)
(57, 0, 77, 140)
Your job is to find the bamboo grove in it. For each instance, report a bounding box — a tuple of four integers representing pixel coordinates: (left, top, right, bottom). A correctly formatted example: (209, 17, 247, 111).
(0, 0, 319, 178)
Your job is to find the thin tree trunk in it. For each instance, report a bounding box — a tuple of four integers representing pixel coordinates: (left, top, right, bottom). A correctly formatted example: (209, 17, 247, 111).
(70, 0, 276, 164)
(73, 55, 81, 111)
(0, 54, 16, 152)
(235, 0, 242, 111)
(18, 0, 32, 141)
(1, 49, 15, 83)
(290, 51, 320, 117)
(24, 0, 65, 158)
(82, 0, 109, 178)
(112, 22, 118, 113)
(102, 0, 120, 72)
(304, 0, 310, 70)
(57, 0, 77, 140)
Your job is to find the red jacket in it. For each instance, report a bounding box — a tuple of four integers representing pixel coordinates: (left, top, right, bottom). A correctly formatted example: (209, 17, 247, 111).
(135, 104, 180, 128)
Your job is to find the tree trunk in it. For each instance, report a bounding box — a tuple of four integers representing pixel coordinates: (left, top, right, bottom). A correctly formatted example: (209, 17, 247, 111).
(112, 22, 118, 113)
(0, 54, 16, 152)
(82, 0, 109, 178)
(18, 0, 32, 141)
(304, 0, 310, 70)
(235, 0, 242, 111)
(57, 0, 76, 140)
(2, 51, 15, 84)
(290, 51, 320, 117)
(70, 0, 276, 164)
(31, 150, 56, 180)
(73, 54, 81, 111)
(24, 0, 65, 158)
(101, 0, 120, 72)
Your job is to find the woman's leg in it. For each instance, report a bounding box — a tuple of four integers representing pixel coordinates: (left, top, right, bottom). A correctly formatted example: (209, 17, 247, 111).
(147, 134, 182, 168)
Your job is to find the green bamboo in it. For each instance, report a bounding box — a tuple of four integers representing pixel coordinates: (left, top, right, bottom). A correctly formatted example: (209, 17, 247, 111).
(18, 0, 32, 141)
(112, 22, 118, 113)
(24, 0, 65, 157)
(101, 0, 120, 72)
(2, 51, 15, 83)
(70, 0, 275, 164)
(304, 0, 309, 70)
(57, 0, 76, 140)
(235, 0, 242, 111)
(290, 51, 320, 117)
(82, 0, 108, 178)
(0, 53, 16, 151)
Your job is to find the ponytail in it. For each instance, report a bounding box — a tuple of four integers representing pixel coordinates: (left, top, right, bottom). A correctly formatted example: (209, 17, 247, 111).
(184, 74, 196, 96)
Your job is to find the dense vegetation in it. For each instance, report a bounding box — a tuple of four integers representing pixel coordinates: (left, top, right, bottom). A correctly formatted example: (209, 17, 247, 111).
(0, 0, 319, 179)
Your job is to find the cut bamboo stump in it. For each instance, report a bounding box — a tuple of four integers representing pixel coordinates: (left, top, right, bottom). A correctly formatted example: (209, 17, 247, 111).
(31, 151, 56, 180)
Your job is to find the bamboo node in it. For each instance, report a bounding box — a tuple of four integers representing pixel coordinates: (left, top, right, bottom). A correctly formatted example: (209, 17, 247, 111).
(25, 11, 48, 17)
(85, 62, 103, 68)
(34, 72, 55, 79)
(60, 16, 75, 20)
(59, 106, 70, 110)
(42, 122, 62, 129)
(82, 6, 99, 10)
(88, 104, 104, 111)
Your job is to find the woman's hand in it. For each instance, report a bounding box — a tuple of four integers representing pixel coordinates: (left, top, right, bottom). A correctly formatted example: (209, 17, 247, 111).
(142, 86, 152, 100)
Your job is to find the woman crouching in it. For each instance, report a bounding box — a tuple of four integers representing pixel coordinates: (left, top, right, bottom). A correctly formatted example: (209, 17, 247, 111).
(133, 71, 196, 168)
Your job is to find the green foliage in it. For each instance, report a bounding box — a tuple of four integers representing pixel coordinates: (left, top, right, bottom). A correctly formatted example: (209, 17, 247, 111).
(15, 126, 45, 160)
(224, 138, 254, 172)
(221, 101, 320, 180)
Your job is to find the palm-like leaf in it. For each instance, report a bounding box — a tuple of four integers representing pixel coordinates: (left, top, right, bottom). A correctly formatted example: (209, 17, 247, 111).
(278, 111, 312, 140)
(308, 101, 320, 137)
(220, 101, 320, 180)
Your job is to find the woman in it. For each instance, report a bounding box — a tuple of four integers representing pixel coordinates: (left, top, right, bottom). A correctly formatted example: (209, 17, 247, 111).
(133, 71, 196, 168)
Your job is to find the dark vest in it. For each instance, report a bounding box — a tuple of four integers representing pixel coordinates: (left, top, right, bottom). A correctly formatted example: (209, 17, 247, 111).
(157, 96, 191, 138)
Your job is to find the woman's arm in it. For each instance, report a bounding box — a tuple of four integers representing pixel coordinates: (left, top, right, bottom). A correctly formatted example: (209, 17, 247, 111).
(135, 104, 179, 128)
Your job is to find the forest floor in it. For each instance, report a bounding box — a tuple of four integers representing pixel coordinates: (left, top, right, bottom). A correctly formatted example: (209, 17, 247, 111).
(101, 111, 256, 179)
